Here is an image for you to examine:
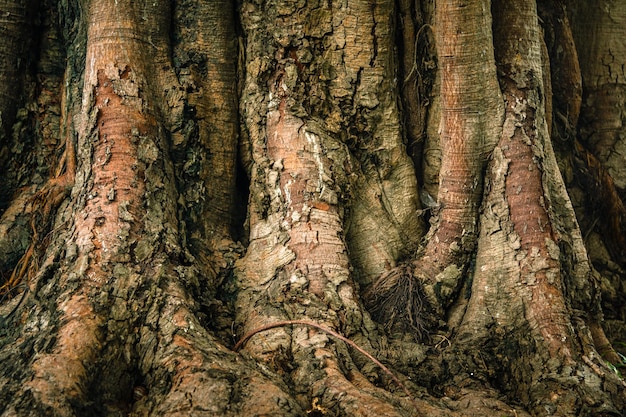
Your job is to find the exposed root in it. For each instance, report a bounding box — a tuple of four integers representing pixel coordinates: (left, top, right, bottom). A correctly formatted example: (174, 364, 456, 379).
(233, 318, 417, 410)
(364, 263, 437, 342)
(314, 358, 420, 417)
(0, 178, 70, 298)
(0, 244, 35, 298)
(138, 282, 303, 417)
(589, 320, 623, 366)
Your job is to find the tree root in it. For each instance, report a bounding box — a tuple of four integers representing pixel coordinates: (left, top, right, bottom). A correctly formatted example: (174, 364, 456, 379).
(363, 263, 437, 341)
(0, 177, 71, 300)
(234, 318, 417, 408)
(310, 358, 417, 417)
(136, 287, 303, 417)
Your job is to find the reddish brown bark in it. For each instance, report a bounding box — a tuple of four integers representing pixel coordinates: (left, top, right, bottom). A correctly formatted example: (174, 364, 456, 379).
(0, 1, 625, 416)
(366, 0, 503, 334)
(267, 101, 348, 298)
(500, 79, 573, 358)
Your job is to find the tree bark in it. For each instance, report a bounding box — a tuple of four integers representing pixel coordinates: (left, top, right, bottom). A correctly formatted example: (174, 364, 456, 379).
(235, 1, 426, 414)
(0, 0, 624, 416)
(366, 0, 504, 335)
(570, 1, 626, 266)
(0, 0, 34, 148)
(1, 1, 298, 415)
(452, 0, 625, 414)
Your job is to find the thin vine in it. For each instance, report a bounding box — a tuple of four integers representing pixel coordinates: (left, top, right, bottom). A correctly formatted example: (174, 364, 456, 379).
(234, 319, 421, 414)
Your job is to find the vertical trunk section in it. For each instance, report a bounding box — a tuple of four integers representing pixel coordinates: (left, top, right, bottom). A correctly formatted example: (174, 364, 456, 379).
(172, 0, 240, 275)
(571, 1, 626, 266)
(366, 0, 503, 335)
(1, 1, 299, 415)
(397, 0, 436, 183)
(428, 0, 503, 287)
(540, 0, 624, 363)
(235, 0, 424, 414)
(342, 4, 425, 287)
(538, 0, 582, 143)
(573, 0, 626, 189)
(0, 0, 35, 209)
(453, 0, 625, 414)
(0, 0, 33, 143)
(13, 0, 174, 412)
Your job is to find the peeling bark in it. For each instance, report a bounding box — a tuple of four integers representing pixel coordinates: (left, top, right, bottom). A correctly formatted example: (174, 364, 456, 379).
(0, 1, 297, 415)
(235, 1, 423, 414)
(452, 0, 625, 414)
(0, 0, 624, 416)
(366, 0, 503, 334)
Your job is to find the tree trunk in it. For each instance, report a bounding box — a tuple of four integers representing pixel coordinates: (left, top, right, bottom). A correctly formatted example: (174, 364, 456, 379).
(451, 1, 624, 414)
(567, 0, 626, 383)
(0, 0, 625, 416)
(366, 0, 504, 333)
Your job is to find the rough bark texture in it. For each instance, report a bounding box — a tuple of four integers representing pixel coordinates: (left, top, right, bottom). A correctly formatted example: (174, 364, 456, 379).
(0, 0, 624, 416)
(450, 1, 624, 415)
(569, 0, 626, 357)
(235, 1, 426, 414)
(366, 0, 504, 336)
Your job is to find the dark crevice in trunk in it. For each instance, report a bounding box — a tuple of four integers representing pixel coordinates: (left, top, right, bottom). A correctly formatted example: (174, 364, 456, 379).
(0, 0, 40, 215)
(231, 155, 250, 245)
(395, 0, 437, 191)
